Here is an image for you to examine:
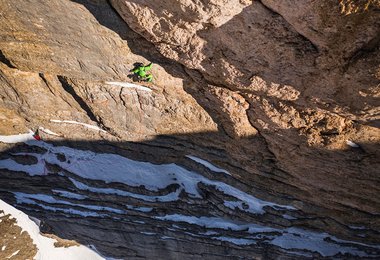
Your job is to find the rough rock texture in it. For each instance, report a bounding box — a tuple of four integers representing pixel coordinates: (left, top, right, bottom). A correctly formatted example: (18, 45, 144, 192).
(110, 0, 380, 229)
(0, 209, 37, 259)
(0, 0, 379, 259)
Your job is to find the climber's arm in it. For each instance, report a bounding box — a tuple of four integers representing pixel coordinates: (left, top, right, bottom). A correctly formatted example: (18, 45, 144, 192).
(131, 67, 140, 73)
(144, 63, 153, 71)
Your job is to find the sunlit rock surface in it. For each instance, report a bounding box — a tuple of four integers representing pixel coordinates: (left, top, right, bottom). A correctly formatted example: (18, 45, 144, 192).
(0, 0, 379, 258)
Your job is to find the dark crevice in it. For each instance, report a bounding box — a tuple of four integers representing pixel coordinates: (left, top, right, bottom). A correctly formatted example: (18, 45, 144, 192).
(71, 0, 173, 65)
(258, 0, 319, 53)
(0, 49, 17, 69)
(56, 76, 116, 135)
(343, 32, 380, 72)
(38, 73, 55, 96)
(39, 73, 49, 86)
(0, 71, 22, 102)
(57, 75, 99, 123)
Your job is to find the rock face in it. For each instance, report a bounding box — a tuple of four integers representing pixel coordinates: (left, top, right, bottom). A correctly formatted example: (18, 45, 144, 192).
(0, 0, 379, 259)
(0, 199, 103, 259)
(113, 0, 380, 236)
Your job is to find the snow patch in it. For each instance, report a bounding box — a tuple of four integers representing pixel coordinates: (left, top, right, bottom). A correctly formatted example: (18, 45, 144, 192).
(105, 81, 152, 92)
(346, 140, 359, 148)
(199, 231, 219, 236)
(349, 225, 366, 230)
(160, 236, 174, 240)
(52, 190, 87, 200)
(69, 178, 180, 202)
(87, 244, 123, 260)
(224, 200, 247, 211)
(271, 228, 367, 257)
(15, 192, 151, 215)
(213, 237, 255, 245)
(127, 205, 152, 213)
(0, 199, 104, 259)
(29, 216, 41, 227)
(155, 214, 276, 233)
(0, 158, 45, 176)
(282, 214, 297, 220)
(2, 138, 376, 257)
(50, 120, 106, 132)
(0, 140, 293, 214)
(0, 130, 35, 143)
(39, 127, 60, 136)
(14, 192, 123, 215)
(6, 250, 20, 259)
(15, 194, 105, 217)
(141, 232, 156, 236)
(155, 214, 377, 257)
(186, 155, 231, 175)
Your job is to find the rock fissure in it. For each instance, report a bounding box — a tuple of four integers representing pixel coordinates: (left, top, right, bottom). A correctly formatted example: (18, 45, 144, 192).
(259, 0, 320, 53)
(0, 50, 16, 69)
(343, 31, 380, 72)
(38, 73, 56, 97)
(57, 76, 99, 123)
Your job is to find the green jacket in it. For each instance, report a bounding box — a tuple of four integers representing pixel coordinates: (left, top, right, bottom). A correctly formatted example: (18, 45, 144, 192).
(132, 63, 153, 77)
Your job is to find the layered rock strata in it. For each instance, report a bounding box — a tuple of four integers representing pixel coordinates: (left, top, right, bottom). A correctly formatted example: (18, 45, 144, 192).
(0, 0, 379, 258)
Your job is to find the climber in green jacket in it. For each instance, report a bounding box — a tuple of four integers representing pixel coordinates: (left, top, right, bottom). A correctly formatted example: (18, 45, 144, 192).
(130, 62, 153, 82)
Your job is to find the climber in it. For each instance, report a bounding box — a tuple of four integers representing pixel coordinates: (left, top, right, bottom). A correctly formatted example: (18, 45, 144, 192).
(130, 62, 153, 82)
(33, 129, 41, 141)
